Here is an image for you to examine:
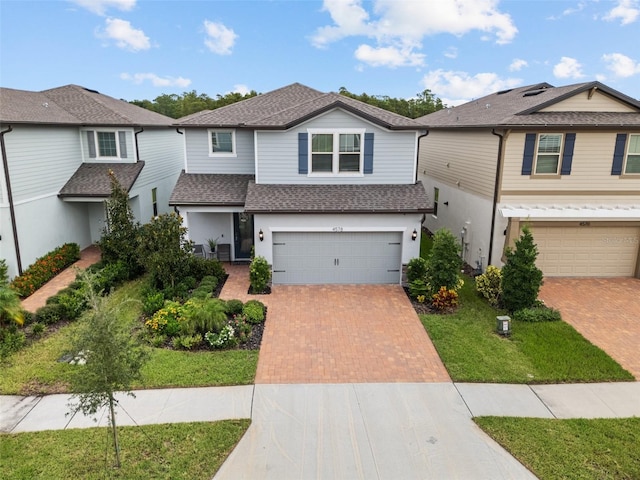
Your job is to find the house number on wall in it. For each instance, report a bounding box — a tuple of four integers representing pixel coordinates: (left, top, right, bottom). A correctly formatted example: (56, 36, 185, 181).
(332, 227, 344, 232)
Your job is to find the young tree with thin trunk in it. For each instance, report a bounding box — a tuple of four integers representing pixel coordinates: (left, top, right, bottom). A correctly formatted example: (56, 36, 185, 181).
(68, 271, 147, 468)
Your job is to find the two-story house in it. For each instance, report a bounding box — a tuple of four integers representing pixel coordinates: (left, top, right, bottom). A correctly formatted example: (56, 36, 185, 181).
(0, 85, 183, 279)
(170, 83, 430, 284)
(416, 81, 640, 278)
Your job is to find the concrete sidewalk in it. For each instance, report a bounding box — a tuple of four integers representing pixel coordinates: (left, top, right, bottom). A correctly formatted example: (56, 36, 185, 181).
(2, 382, 639, 479)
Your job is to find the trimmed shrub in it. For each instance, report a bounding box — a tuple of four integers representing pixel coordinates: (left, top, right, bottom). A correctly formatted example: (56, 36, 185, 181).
(408, 279, 429, 299)
(0, 328, 25, 359)
(406, 257, 428, 283)
(513, 307, 561, 322)
(242, 300, 265, 324)
(224, 299, 244, 316)
(34, 303, 65, 325)
(425, 228, 462, 297)
(249, 256, 271, 293)
(501, 225, 544, 313)
(55, 289, 87, 320)
(142, 291, 165, 316)
(475, 265, 502, 307)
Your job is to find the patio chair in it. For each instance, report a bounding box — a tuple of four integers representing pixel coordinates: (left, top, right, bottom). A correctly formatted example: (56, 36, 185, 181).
(193, 244, 205, 258)
(217, 243, 231, 262)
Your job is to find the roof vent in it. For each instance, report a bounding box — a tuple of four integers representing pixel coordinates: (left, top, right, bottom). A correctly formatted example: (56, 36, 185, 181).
(496, 89, 513, 95)
(83, 87, 100, 94)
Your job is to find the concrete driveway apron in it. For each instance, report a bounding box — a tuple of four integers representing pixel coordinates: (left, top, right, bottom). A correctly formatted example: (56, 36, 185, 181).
(539, 277, 640, 379)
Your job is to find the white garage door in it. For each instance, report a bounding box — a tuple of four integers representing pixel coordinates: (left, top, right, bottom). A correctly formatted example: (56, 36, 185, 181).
(272, 231, 402, 284)
(530, 225, 640, 277)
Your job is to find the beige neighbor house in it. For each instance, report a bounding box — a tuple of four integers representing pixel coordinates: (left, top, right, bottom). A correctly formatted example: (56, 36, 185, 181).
(416, 81, 640, 278)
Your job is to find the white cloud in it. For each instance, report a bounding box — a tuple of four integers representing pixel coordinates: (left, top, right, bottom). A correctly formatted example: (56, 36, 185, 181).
(421, 69, 522, 105)
(70, 0, 136, 16)
(101, 18, 150, 51)
(602, 53, 640, 77)
(509, 58, 528, 71)
(553, 57, 585, 79)
(444, 47, 458, 59)
(203, 20, 237, 55)
(311, 0, 517, 69)
(230, 84, 251, 95)
(354, 44, 425, 67)
(603, 0, 639, 24)
(120, 72, 191, 88)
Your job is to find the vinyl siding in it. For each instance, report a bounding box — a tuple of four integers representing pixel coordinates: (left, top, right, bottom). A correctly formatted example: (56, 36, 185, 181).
(3, 125, 81, 202)
(184, 128, 255, 174)
(540, 90, 638, 112)
(256, 109, 417, 184)
(501, 130, 640, 195)
(417, 129, 498, 199)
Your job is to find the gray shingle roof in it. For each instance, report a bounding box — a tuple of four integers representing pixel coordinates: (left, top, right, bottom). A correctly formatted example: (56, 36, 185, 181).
(169, 172, 255, 206)
(59, 162, 145, 198)
(244, 181, 431, 214)
(1, 85, 174, 126)
(416, 81, 640, 128)
(176, 83, 423, 130)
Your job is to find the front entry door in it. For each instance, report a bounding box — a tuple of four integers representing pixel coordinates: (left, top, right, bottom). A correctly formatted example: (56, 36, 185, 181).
(233, 213, 254, 260)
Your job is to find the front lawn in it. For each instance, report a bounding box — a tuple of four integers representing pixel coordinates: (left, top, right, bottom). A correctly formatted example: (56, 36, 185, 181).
(0, 278, 259, 396)
(475, 416, 640, 480)
(0, 420, 249, 479)
(420, 279, 634, 384)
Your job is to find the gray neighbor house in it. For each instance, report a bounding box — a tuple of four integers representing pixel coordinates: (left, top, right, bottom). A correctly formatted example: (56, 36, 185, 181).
(0, 85, 184, 279)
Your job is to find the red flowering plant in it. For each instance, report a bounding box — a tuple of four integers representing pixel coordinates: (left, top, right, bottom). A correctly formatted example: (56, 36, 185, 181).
(10, 243, 80, 297)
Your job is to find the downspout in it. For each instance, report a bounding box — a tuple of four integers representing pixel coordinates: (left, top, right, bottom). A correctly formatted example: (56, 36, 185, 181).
(489, 128, 510, 265)
(415, 130, 429, 183)
(134, 127, 144, 161)
(1, 125, 23, 275)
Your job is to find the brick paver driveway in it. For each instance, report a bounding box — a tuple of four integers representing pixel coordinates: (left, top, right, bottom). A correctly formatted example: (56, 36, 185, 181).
(221, 264, 450, 384)
(539, 278, 640, 380)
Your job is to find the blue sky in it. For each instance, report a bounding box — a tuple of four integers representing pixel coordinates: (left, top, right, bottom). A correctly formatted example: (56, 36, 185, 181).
(2, 0, 640, 106)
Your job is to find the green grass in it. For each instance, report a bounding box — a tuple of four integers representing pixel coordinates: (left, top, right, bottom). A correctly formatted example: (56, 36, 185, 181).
(0, 278, 258, 395)
(0, 420, 249, 479)
(420, 279, 634, 383)
(475, 417, 640, 480)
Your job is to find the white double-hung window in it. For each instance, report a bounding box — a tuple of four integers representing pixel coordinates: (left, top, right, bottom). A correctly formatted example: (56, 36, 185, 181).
(624, 134, 640, 174)
(85, 129, 129, 160)
(534, 133, 563, 174)
(309, 129, 364, 175)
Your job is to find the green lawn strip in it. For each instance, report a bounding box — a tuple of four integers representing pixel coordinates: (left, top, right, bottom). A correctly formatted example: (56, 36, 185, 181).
(0, 420, 249, 479)
(420, 279, 633, 384)
(475, 416, 640, 480)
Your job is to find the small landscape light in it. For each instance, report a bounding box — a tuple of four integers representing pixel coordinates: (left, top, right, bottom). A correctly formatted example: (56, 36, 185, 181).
(258, 229, 264, 241)
(411, 229, 418, 241)
(496, 315, 511, 336)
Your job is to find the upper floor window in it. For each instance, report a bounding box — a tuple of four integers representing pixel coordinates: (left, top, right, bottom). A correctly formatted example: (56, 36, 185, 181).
(309, 129, 364, 175)
(208, 129, 236, 157)
(85, 130, 128, 160)
(534, 134, 563, 174)
(624, 134, 640, 174)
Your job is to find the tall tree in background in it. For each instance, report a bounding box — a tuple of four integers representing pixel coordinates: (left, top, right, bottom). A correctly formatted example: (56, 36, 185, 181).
(338, 87, 445, 118)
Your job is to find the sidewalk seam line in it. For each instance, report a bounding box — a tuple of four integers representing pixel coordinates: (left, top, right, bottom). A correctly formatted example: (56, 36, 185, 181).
(452, 382, 474, 417)
(528, 385, 557, 419)
(352, 384, 381, 480)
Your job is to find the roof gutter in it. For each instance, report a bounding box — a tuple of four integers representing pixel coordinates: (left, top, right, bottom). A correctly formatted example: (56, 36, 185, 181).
(1, 125, 23, 275)
(489, 128, 510, 265)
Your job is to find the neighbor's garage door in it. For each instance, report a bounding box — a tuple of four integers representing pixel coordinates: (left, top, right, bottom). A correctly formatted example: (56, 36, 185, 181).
(272, 232, 402, 284)
(530, 225, 640, 277)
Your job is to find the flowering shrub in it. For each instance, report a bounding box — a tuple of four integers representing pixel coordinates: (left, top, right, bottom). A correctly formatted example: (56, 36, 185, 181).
(145, 301, 187, 336)
(229, 314, 252, 343)
(416, 295, 426, 304)
(205, 325, 237, 349)
(10, 243, 80, 297)
(249, 256, 271, 293)
(475, 265, 502, 307)
(431, 287, 459, 312)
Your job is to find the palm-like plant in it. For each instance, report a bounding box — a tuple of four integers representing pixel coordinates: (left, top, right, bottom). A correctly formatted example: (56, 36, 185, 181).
(0, 285, 24, 327)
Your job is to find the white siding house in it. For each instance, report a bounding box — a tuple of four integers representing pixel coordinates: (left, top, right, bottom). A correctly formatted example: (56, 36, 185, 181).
(170, 83, 430, 284)
(0, 85, 183, 279)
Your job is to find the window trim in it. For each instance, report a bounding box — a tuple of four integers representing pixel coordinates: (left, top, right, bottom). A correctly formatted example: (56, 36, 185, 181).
(533, 133, 563, 176)
(623, 133, 640, 175)
(84, 128, 129, 160)
(208, 129, 237, 157)
(307, 128, 365, 177)
(432, 187, 439, 218)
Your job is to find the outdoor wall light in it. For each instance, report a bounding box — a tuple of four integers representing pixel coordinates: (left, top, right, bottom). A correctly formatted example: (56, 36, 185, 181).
(258, 229, 264, 241)
(411, 229, 418, 241)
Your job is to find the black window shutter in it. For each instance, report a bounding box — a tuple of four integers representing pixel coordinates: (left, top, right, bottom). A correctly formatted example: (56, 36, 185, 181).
(560, 133, 576, 175)
(87, 131, 96, 158)
(298, 132, 308, 174)
(522, 133, 536, 175)
(118, 131, 128, 158)
(611, 133, 627, 175)
(363, 132, 374, 174)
